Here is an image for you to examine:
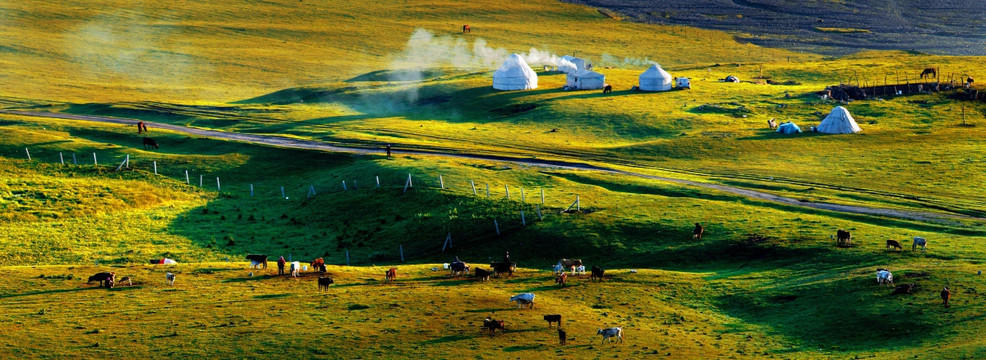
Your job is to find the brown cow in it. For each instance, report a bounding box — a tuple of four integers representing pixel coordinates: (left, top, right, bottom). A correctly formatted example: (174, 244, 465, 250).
(483, 317, 504, 336)
(693, 223, 704, 239)
(941, 286, 951, 307)
(544, 314, 562, 327)
(886, 239, 904, 251)
(836, 230, 851, 246)
(385, 267, 397, 283)
(555, 273, 568, 288)
(462, 25, 471, 33)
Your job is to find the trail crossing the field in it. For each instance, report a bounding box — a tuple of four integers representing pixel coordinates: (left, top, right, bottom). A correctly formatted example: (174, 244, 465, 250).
(4, 110, 978, 223)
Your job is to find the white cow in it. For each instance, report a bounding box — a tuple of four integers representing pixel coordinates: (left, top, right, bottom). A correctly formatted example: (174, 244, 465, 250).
(165, 272, 176, 286)
(290, 261, 301, 277)
(597, 327, 624, 343)
(574, 265, 586, 275)
(509, 293, 535, 309)
(876, 268, 893, 287)
(552, 262, 564, 275)
(912, 237, 927, 252)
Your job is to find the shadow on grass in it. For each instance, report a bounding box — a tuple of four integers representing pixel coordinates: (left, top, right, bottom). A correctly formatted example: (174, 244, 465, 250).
(254, 293, 293, 299)
(0, 286, 103, 299)
(108, 286, 143, 292)
(418, 334, 473, 345)
(464, 307, 517, 313)
(223, 275, 279, 283)
(503, 345, 541, 352)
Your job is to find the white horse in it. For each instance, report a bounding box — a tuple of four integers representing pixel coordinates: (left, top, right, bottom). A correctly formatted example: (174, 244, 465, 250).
(912, 237, 927, 252)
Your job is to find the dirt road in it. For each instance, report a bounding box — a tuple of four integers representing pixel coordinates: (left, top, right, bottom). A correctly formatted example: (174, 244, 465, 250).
(3, 110, 977, 224)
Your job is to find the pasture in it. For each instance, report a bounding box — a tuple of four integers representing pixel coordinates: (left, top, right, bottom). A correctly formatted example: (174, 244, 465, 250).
(2, 0, 986, 358)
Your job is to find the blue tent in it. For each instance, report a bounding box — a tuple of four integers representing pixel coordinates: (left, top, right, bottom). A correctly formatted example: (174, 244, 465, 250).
(776, 122, 802, 134)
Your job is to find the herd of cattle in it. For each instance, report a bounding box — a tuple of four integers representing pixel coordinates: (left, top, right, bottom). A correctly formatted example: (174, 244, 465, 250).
(79, 228, 949, 345)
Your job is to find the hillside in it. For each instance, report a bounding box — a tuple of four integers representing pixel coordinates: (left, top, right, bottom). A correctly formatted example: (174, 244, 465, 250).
(562, 0, 986, 55)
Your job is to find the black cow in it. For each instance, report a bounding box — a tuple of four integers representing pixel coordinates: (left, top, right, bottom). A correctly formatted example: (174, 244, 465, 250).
(246, 254, 268, 269)
(590, 266, 604, 282)
(474, 268, 491, 282)
(87, 272, 115, 288)
(318, 276, 334, 291)
(490, 262, 516, 277)
(142, 137, 159, 150)
(543, 314, 562, 327)
(483, 318, 505, 337)
(886, 240, 903, 251)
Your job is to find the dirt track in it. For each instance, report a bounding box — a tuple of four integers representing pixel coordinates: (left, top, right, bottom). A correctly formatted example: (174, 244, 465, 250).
(3, 110, 978, 223)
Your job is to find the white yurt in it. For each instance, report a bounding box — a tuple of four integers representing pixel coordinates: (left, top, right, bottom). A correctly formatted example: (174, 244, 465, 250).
(493, 54, 538, 91)
(565, 69, 606, 90)
(560, 55, 589, 74)
(816, 106, 862, 134)
(638, 64, 673, 91)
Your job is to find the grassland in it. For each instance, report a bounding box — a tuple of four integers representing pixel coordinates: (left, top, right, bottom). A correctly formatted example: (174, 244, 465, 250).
(2, 0, 986, 358)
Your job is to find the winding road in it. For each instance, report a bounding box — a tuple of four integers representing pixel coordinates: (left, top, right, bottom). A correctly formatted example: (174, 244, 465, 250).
(3, 109, 978, 224)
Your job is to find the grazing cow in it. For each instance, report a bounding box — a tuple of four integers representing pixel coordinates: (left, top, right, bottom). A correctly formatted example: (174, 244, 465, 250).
(836, 230, 852, 246)
(385, 267, 397, 282)
(886, 240, 903, 251)
(87, 272, 115, 288)
(483, 317, 504, 336)
(597, 327, 624, 343)
(118, 276, 133, 286)
(574, 265, 586, 275)
(555, 273, 568, 287)
(543, 314, 562, 328)
(509, 293, 535, 309)
(462, 24, 471, 33)
(474, 268, 491, 282)
(693, 223, 704, 239)
(591, 266, 605, 282)
(920, 67, 936, 79)
(912, 237, 927, 252)
(490, 262, 516, 277)
(559, 259, 583, 275)
(290, 261, 301, 277)
(558, 328, 567, 345)
(941, 286, 950, 307)
(893, 283, 916, 295)
(602, 84, 612, 94)
(311, 258, 325, 273)
(318, 276, 334, 291)
(876, 268, 893, 287)
(165, 272, 175, 286)
(450, 261, 470, 277)
(552, 262, 564, 275)
(246, 254, 268, 269)
(142, 137, 159, 150)
(767, 118, 778, 130)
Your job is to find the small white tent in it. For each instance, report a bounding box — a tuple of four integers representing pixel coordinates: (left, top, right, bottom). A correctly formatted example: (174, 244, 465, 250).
(817, 106, 862, 134)
(639, 64, 673, 91)
(565, 69, 606, 90)
(493, 54, 538, 91)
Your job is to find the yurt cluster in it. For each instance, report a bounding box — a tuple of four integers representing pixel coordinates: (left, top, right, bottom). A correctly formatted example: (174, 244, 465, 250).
(491, 53, 861, 136)
(491, 53, 689, 92)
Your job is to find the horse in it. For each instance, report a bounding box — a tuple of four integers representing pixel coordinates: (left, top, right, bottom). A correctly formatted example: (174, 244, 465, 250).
(920, 68, 936, 79)
(602, 84, 612, 94)
(462, 25, 471, 33)
(310, 258, 325, 273)
(385, 267, 397, 282)
(142, 137, 159, 150)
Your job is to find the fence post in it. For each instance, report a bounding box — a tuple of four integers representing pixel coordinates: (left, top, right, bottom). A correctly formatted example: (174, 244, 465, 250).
(408, 174, 413, 188)
(199, 175, 203, 187)
(486, 183, 490, 198)
(185, 170, 189, 184)
(577, 195, 581, 211)
(216, 177, 221, 191)
(439, 175, 444, 190)
(505, 185, 510, 200)
(521, 188, 525, 202)
(153, 161, 157, 175)
(541, 188, 545, 205)
(494, 219, 500, 236)
(342, 180, 348, 191)
(281, 186, 286, 199)
(376, 176, 380, 187)
(537, 205, 543, 220)
(125, 154, 129, 168)
(250, 184, 254, 197)
(400, 244, 405, 262)
(59, 152, 64, 165)
(25, 148, 30, 161)
(345, 250, 350, 266)
(521, 210, 526, 226)
(73, 153, 77, 165)
(470, 180, 477, 195)
(93, 152, 97, 166)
